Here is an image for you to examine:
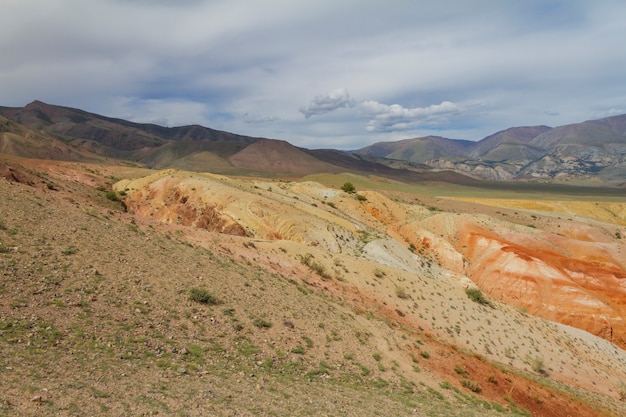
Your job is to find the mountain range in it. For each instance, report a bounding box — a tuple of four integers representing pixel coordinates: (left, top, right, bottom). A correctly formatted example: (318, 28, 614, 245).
(1, 100, 625, 187)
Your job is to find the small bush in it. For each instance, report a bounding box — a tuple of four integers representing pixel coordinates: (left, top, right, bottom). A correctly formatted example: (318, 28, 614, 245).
(302, 336, 313, 347)
(355, 194, 367, 201)
(62, 246, 79, 256)
(253, 318, 272, 329)
(465, 287, 493, 307)
(371, 377, 389, 388)
(189, 288, 220, 305)
(396, 287, 410, 299)
(526, 354, 547, 375)
(298, 253, 331, 279)
(373, 268, 386, 278)
(341, 182, 356, 193)
(105, 191, 120, 201)
(420, 351, 430, 359)
(461, 378, 481, 393)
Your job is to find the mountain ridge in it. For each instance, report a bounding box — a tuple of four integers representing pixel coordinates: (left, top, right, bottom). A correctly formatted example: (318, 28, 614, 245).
(1, 100, 625, 186)
(358, 115, 626, 183)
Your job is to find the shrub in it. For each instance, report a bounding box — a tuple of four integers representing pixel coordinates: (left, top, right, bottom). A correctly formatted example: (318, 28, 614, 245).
(526, 354, 547, 375)
(189, 288, 220, 305)
(465, 287, 493, 307)
(302, 336, 313, 347)
(355, 193, 367, 201)
(253, 318, 272, 328)
(461, 378, 481, 393)
(298, 253, 331, 279)
(454, 365, 467, 376)
(341, 182, 356, 193)
(396, 287, 410, 299)
(373, 268, 385, 278)
(105, 191, 120, 201)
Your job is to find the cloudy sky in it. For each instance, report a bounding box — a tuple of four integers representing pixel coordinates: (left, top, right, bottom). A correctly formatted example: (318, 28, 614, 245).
(2, 0, 626, 149)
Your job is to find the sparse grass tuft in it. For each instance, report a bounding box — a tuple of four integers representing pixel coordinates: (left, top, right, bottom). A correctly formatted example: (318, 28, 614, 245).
(188, 288, 220, 305)
(461, 378, 481, 393)
(252, 318, 272, 328)
(298, 253, 332, 280)
(526, 354, 547, 375)
(454, 365, 467, 376)
(465, 287, 493, 307)
(396, 287, 410, 299)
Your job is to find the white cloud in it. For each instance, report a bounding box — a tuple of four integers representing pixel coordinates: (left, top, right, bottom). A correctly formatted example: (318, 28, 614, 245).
(359, 101, 460, 132)
(242, 112, 280, 124)
(299, 88, 356, 118)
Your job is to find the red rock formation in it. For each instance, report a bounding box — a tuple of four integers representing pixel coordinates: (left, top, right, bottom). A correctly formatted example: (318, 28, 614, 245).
(458, 219, 626, 349)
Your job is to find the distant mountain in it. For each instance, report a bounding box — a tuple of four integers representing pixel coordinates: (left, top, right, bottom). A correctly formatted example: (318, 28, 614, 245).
(356, 135, 474, 163)
(0, 100, 260, 156)
(0, 100, 476, 184)
(356, 116, 626, 184)
(1, 100, 625, 186)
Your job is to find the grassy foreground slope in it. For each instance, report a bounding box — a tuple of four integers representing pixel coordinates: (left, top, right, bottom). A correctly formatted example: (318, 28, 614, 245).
(1, 156, 625, 416)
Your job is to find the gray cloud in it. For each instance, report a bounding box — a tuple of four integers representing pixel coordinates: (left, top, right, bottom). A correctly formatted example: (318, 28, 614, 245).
(242, 112, 280, 124)
(1, 1, 625, 149)
(359, 101, 460, 132)
(299, 88, 356, 118)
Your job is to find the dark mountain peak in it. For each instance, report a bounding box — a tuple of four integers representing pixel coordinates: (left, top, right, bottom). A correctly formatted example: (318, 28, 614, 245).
(25, 99, 49, 109)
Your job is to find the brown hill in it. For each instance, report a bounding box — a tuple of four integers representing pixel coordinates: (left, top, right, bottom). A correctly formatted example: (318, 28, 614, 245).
(0, 116, 102, 162)
(227, 139, 340, 175)
(355, 135, 474, 163)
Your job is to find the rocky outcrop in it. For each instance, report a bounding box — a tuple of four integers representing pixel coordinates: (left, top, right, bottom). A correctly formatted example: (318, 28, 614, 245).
(117, 169, 626, 350)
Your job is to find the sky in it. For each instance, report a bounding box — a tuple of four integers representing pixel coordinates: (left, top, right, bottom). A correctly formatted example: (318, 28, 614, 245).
(2, 0, 626, 150)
